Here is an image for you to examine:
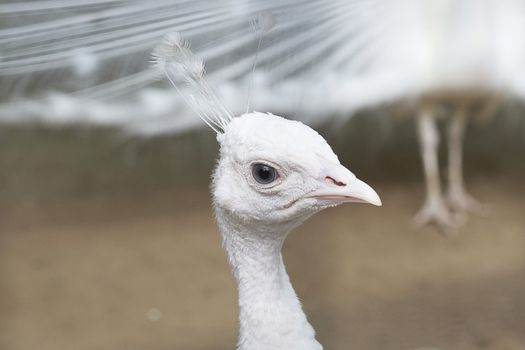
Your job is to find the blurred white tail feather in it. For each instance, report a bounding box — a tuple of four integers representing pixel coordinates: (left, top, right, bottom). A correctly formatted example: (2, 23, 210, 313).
(2, 0, 525, 135)
(246, 11, 275, 113)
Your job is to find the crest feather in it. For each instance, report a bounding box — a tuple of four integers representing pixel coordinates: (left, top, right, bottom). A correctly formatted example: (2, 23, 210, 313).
(151, 32, 233, 133)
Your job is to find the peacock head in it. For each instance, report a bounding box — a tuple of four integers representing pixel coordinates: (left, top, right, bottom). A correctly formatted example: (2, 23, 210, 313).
(212, 112, 381, 228)
(153, 33, 380, 229)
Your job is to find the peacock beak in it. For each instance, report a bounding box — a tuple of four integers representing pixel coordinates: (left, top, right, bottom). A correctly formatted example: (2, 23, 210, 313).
(306, 164, 382, 206)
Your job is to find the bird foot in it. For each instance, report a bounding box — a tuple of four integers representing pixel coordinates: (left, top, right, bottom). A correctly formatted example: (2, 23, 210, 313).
(413, 199, 462, 234)
(447, 190, 488, 215)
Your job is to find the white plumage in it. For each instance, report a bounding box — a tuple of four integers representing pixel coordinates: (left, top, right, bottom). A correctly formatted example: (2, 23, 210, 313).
(152, 33, 381, 349)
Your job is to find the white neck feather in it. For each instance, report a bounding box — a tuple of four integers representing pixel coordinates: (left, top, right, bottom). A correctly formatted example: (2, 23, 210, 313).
(215, 208, 322, 350)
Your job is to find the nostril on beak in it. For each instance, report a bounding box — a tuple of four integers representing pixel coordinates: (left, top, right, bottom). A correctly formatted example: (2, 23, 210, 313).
(325, 176, 346, 187)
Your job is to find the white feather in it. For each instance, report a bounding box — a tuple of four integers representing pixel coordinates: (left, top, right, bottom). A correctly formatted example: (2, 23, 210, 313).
(151, 32, 234, 133)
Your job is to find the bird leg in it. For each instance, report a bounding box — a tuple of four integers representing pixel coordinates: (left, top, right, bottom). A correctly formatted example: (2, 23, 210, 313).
(446, 106, 484, 214)
(414, 106, 457, 232)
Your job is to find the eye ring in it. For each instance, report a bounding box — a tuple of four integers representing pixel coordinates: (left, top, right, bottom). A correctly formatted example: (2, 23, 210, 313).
(251, 163, 278, 184)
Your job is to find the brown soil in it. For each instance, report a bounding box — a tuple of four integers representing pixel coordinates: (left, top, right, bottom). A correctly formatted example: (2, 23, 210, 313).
(1, 179, 524, 350)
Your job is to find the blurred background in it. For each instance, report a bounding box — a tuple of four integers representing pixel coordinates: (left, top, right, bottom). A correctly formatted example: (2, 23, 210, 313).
(1, 1, 525, 349)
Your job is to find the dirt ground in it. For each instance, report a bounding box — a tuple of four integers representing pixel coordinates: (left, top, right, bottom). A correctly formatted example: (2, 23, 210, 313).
(1, 178, 524, 350)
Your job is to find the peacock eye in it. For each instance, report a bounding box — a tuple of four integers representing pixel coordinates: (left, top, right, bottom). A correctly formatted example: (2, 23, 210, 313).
(251, 163, 278, 184)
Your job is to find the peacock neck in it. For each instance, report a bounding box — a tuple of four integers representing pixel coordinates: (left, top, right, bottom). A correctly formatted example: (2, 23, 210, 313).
(215, 209, 322, 350)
